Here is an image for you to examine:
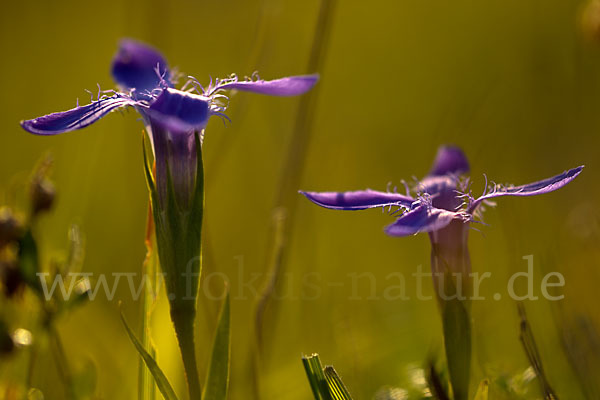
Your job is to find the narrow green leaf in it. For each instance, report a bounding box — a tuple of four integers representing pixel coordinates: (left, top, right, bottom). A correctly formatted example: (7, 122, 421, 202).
(202, 290, 230, 400)
(323, 366, 353, 400)
(474, 379, 489, 400)
(120, 310, 179, 400)
(141, 133, 158, 205)
(303, 356, 323, 400)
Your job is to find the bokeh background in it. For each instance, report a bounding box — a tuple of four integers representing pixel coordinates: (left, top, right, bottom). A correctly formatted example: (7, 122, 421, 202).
(1, 0, 600, 398)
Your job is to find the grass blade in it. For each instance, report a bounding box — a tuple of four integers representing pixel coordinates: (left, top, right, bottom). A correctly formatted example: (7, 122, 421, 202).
(302, 354, 355, 400)
(120, 310, 179, 400)
(323, 366, 353, 400)
(302, 354, 332, 400)
(254, 0, 338, 351)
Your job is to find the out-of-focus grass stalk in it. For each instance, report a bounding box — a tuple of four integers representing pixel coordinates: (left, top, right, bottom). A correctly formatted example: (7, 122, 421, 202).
(200, 0, 273, 333)
(204, 0, 272, 181)
(49, 325, 75, 400)
(556, 310, 600, 398)
(26, 345, 37, 389)
(251, 0, 336, 396)
(253, 0, 337, 351)
(518, 303, 559, 400)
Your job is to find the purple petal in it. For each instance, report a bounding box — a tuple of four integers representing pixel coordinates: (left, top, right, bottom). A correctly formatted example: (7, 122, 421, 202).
(415, 175, 463, 211)
(111, 39, 170, 94)
(300, 189, 414, 210)
(215, 74, 319, 96)
(385, 204, 466, 237)
(20, 95, 137, 135)
(428, 146, 470, 176)
(146, 88, 210, 134)
(417, 175, 458, 195)
(468, 166, 584, 212)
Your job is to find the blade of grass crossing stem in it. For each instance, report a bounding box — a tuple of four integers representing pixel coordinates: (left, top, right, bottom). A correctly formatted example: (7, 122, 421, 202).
(203, 290, 231, 400)
(140, 210, 159, 400)
(138, 270, 159, 400)
(323, 366, 353, 400)
(120, 310, 178, 400)
(138, 298, 150, 400)
(518, 303, 559, 400)
(426, 362, 450, 400)
(474, 379, 489, 400)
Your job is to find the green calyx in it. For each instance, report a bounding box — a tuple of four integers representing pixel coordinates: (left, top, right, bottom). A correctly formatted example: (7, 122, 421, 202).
(142, 131, 204, 399)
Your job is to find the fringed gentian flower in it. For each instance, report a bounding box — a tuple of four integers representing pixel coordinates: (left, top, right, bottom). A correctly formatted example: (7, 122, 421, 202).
(301, 146, 583, 400)
(21, 39, 318, 399)
(21, 39, 317, 209)
(301, 146, 582, 285)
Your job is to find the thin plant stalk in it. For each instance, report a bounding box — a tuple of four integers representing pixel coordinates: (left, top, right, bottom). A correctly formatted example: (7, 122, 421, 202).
(252, 1, 337, 396)
(254, 0, 337, 352)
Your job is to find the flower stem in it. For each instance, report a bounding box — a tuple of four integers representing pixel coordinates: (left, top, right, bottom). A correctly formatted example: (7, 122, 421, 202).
(171, 308, 202, 400)
(429, 222, 472, 400)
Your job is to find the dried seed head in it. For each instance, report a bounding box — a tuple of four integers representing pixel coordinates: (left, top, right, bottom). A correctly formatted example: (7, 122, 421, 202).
(0, 322, 14, 356)
(0, 260, 24, 298)
(29, 155, 55, 217)
(30, 177, 56, 216)
(0, 208, 23, 248)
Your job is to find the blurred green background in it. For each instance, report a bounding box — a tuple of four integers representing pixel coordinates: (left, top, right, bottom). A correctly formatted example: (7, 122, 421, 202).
(1, 0, 600, 399)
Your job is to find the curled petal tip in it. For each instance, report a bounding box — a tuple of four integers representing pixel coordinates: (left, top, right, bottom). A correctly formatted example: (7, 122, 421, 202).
(216, 74, 319, 96)
(468, 164, 585, 213)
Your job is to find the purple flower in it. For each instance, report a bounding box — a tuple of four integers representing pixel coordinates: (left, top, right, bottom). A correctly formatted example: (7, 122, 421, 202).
(20, 39, 318, 399)
(301, 146, 583, 278)
(301, 146, 582, 400)
(21, 39, 318, 207)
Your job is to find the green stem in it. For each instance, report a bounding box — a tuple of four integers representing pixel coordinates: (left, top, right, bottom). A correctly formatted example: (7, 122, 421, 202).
(171, 308, 202, 400)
